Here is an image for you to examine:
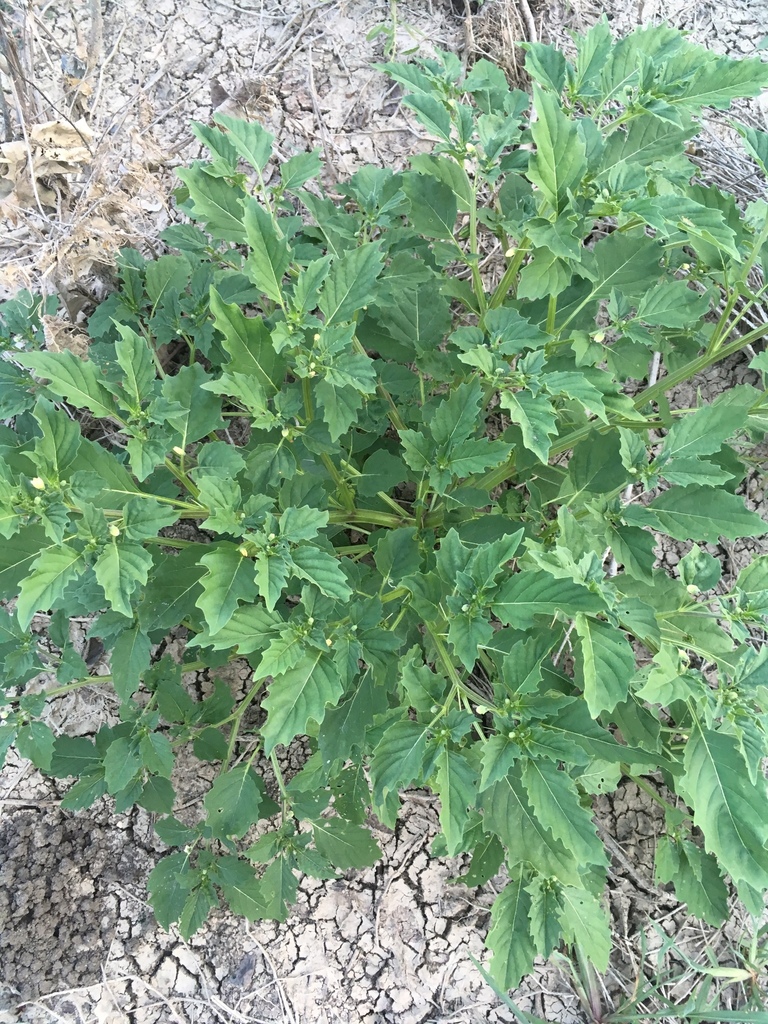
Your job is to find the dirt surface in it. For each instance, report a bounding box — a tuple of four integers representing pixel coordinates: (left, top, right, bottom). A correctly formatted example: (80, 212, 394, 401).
(2, 0, 768, 1022)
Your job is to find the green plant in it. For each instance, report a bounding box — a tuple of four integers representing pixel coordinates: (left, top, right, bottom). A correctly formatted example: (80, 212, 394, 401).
(3, 20, 768, 991)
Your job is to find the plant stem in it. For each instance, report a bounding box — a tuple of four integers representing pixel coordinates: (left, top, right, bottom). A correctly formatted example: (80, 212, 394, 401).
(488, 236, 530, 309)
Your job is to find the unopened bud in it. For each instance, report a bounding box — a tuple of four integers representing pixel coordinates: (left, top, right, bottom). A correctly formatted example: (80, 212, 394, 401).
(313, 333, 321, 342)
(172, 446, 185, 457)
(30, 477, 45, 491)
(325, 637, 333, 647)
(238, 545, 249, 557)
(109, 524, 121, 538)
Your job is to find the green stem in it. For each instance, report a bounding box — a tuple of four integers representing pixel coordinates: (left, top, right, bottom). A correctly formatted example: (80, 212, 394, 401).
(626, 772, 686, 818)
(164, 458, 201, 500)
(546, 293, 558, 335)
(468, 184, 487, 314)
(426, 623, 501, 715)
(488, 236, 530, 309)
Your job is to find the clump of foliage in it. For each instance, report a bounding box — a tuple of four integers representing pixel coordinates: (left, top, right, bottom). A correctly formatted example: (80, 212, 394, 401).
(3, 20, 768, 989)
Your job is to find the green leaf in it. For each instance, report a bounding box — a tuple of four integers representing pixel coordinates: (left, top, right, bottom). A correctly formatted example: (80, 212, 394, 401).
(210, 288, 285, 392)
(655, 834, 728, 926)
(196, 544, 260, 635)
(30, 398, 81, 480)
(15, 721, 55, 771)
(175, 165, 247, 242)
(111, 625, 152, 701)
(500, 390, 558, 463)
(103, 736, 142, 794)
(434, 749, 479, 856)
(558, 887, 610, 972)
(402, 174, 458, 239)
(94, 541, 153, 618)
(527, 877, 563, 959)
(317, 243, 384, 325)
(528, 85, 587, 213)
(493, 570, 604, 630)
(279, 506, 329, 543)
(311, 818, 382, 869)
(681, 724, 768, 891)
(485, 875, 537, 990)
(138, 545, 207, 632)
(259, 854, 298, 922)
(402, 93, 452, 142)
(113, 323, 156, 408)
(656, 388, 754, 465)
(49, 736, 101, 777)
(634, 279, 709, 328)
(290, 546, 352, 602)
(18, 351, 120, 420)
(160, 363, 224, 445)
(243, 198, 291, 305)
(214, 113, 274, 172)
(261, 651, 343, 755)
(370, 719, 430, 813)
(216, 857, 267, 921)
(122, 497, 179, 542)
(624, 485, 767, 543)
(521, 759, 606, 867)
(148, 851, 193, 930)
(17, 544, 85, 630)
(590, 232, 661, 299)
(573, 615, 634, 717)
(191, 603, 281, 654)
(204, 766, 262, 840)
(140, 731, 175, 778)
(481, 766, 582, 885)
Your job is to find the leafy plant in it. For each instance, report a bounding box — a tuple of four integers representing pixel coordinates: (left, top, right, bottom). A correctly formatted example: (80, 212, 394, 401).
(3, 20, 768, 992)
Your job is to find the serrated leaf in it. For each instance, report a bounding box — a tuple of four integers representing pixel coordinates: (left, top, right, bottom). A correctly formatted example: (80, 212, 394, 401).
(121, 497, 179, 542)
(624, 485, 767, 543)
(558, 887, 610, 971)
(15, 720, 55, 771)
(261, 651, 343, 755)
(140, 731, 175, 778)
(290, 545, 352, 602)
(522, 759, 606, 867)
(138, 545, 207, 632)
(210, 287, 284, 392)
(111, 625, 152, 700)
(528, 85, 587, 213)
(204, 766, 262, 840)
(402, 174, 458, 239)
(148, 851, 193, 930)
(493, 570, 604, 630)
(191, 603, 281, 655)
(17, 544, 85, 630)
(317, 243, 384, 325)
(196, 544, 260, 635)
(311, 818, 381, 869)
(485, 875, 537, 990)
(500, 390, 557, 463)
(94, 541, 152, 618)
(279, 506, 329, 543)
(527, 876, 564, 958)
(681, 724, 768, 891)
(258, 854, 297, 922)
(214, 113, 273, 172)
(573, 615, 634, 717)
(370, 719, 430, 812)
(657, 388, 754, 465)
(113, 323, 156, 408)
(18, 351, 120, 420)
(216, 856, 268, 921)
(103, 736, 142, 794)
(655, 835, 728, 926)
(30, 398, 81, 480)
(175, 166, 247, 242)
(590, 232, 661, 300)
(402, 93, 453, 142)
(634, 279, 709, 328)
(434, 749, 479, 856)
(243, 198, 291, 304)
(49, 736, 101, 777)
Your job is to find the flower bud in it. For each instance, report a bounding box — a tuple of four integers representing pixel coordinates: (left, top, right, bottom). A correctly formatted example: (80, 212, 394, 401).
(109, 524, 121, 538)
(172, 446, 185, 457)
(30, 477, 45, 491)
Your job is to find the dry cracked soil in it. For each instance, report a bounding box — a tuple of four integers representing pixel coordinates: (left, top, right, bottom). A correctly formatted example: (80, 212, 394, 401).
(1, 0, 768, 1021)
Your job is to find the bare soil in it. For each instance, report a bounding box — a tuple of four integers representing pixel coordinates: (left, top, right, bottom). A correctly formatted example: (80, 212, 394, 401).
(1, 1, 768, 1022)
